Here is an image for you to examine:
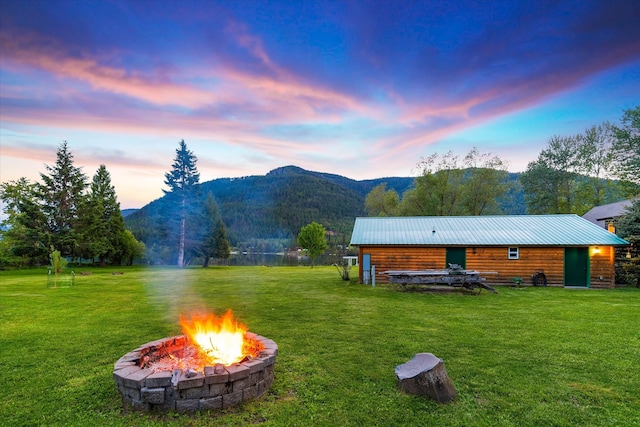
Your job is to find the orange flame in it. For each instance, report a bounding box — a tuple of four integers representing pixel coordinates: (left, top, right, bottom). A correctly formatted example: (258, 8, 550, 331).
(179, 310, 263, 366)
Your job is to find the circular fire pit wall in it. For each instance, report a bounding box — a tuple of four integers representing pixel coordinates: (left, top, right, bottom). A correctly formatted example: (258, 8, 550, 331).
(113, 333, 277, 412)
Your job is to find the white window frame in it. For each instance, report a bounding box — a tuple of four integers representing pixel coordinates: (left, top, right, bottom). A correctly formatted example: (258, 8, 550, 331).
(508, 247, 519, 260)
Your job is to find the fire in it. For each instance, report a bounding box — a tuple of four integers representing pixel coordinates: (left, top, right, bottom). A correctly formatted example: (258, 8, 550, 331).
(179, 310, 263, 366)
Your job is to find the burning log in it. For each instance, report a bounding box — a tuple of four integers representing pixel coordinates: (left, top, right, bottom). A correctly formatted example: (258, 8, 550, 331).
(180, 310, 264, 366)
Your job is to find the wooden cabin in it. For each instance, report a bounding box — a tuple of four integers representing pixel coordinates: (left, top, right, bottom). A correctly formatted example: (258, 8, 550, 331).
(349, 215, 629, 288)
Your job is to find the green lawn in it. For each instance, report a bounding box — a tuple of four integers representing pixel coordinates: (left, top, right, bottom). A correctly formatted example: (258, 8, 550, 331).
(1, 266, 639, 426)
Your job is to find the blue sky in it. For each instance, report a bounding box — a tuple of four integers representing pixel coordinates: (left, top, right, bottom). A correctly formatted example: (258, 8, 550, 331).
(1, 0, 639, 209)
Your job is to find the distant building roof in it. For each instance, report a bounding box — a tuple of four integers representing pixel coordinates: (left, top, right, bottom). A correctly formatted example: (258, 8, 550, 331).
(350, 215, 629, 247)
(582, 200, 633, 228)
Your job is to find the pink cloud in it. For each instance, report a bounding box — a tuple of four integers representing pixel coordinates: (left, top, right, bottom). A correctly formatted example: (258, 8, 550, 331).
(5, 18, 635, 187)
(0, 31, 213, 108)
(1, 102, 330, 167)
(0, 140, 162, 175)
(0, 143, 54, 164)
(0, 27, 374, 127)
(214, 21, 378, 122)
(218, 68, 367, 122)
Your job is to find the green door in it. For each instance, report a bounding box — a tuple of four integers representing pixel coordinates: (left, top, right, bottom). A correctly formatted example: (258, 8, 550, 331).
(446, 248, 466, 269)
(564, 247, 590, 287)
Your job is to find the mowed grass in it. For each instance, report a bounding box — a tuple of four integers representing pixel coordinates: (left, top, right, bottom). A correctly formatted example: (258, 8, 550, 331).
(1, 266, 639, 426)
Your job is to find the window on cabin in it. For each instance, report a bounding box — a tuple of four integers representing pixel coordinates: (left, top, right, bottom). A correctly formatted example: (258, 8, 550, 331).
(508, 247, 519, 260)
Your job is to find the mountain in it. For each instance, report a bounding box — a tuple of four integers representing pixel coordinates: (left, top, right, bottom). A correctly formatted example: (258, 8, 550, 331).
(121, 209, 138, 218)
(124, 166, 414, 247)
(124, 165, 630, 253)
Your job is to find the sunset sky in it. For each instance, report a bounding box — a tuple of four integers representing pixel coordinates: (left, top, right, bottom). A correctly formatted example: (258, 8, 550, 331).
(1, 0, 639, 210)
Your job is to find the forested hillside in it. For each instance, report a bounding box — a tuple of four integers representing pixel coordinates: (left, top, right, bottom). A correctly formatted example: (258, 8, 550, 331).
(124, 166, 415, 248)
(125, 163, 634, 253)
(122, 108, 636, 263)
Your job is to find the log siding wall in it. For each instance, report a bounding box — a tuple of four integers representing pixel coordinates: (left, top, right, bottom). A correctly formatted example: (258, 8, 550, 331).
(358, 245, 616, 288)
(467, 246, 564, 286)
(589, 246, 615, 289)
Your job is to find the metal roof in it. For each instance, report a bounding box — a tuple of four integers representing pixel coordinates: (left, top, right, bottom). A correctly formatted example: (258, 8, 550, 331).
(349, 215, 629, 247)
(582, 199, 633, 228)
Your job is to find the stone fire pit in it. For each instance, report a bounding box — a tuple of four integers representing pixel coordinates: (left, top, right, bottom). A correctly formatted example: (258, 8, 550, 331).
(113, 333, 277, 412)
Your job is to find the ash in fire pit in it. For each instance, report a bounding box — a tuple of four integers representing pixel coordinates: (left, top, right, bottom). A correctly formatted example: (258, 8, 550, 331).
(113, 311, 277, 413)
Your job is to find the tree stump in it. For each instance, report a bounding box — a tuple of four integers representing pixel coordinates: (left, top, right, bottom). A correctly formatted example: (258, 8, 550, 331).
(395, 353, 457, 403)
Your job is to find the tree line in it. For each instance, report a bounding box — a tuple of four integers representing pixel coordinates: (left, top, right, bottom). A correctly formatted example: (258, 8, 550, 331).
(0, 140, 232, 269)
(365, 107, 639, 217)
(363, 106, 639, 286)
(0, 142, 144, 268)
(521, 108, 639, 214)
(2, 107, 637, 269)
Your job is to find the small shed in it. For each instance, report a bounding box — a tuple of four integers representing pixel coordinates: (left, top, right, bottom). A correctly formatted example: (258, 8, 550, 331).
(349, 215, 629, 288)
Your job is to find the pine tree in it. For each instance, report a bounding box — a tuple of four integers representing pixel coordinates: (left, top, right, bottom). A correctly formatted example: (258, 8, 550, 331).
(164, 140, 200, 267)
(80, 165, 128, 266)
(37, 142, 88, 258)
(200, 193, 230, 267)
(212, 219, 231, 261)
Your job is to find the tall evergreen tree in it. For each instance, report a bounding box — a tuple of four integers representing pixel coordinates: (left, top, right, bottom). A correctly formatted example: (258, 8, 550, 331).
(212, 219, 231, 261)
(37, 142, 88, 258)
(164, 140, 200, 267)
(200, 193, 230, 267)
(80, 165, 128, 266)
